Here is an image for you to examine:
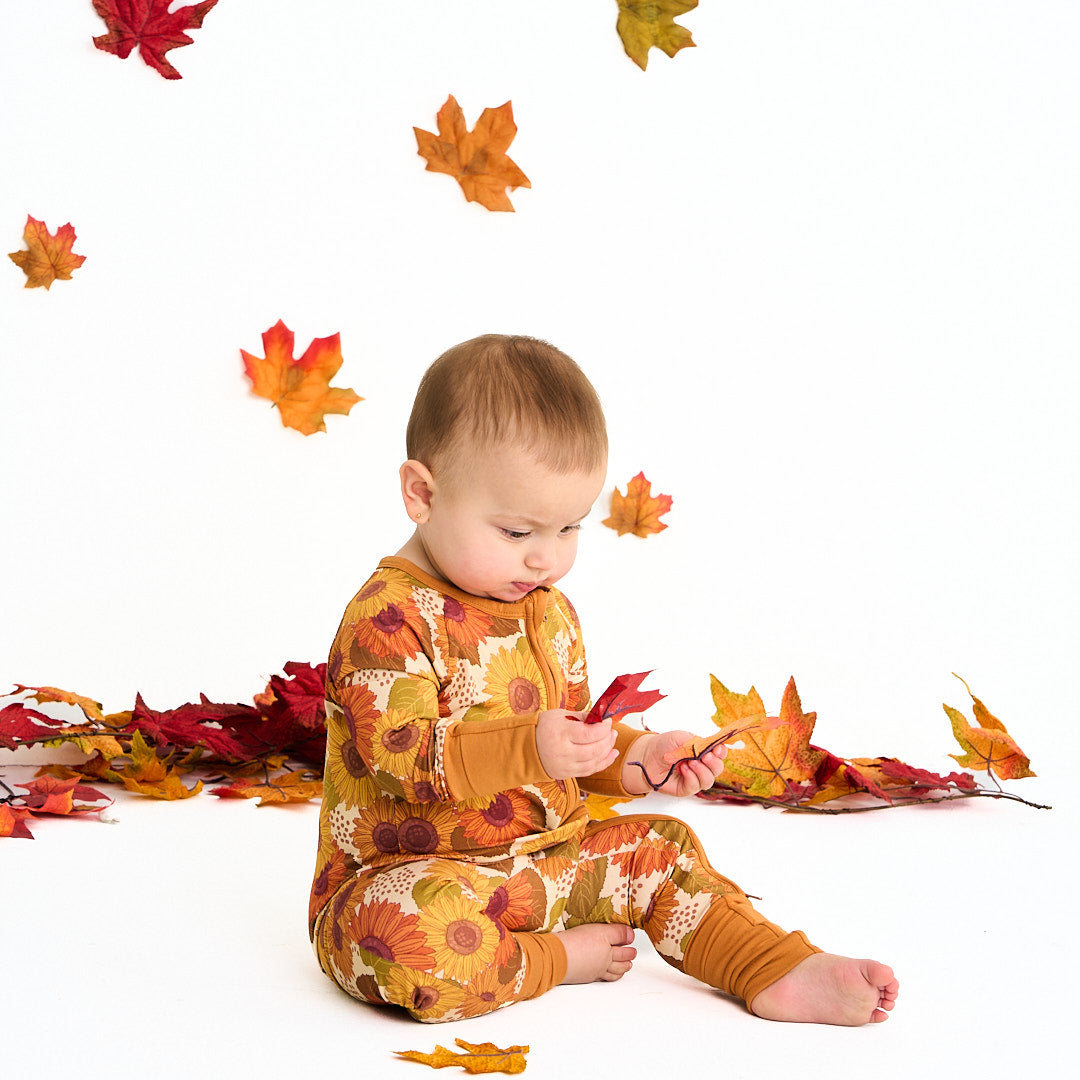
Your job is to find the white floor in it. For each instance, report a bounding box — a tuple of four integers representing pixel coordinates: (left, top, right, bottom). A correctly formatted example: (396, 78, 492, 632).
(3, 749, 1069, 1080)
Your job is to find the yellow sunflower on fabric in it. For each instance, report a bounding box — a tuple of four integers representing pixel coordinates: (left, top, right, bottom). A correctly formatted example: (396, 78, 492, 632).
(353, 796, 406, 864)
(351, 570, 414, 619)
(459, 962, 518, 1017)
(418, 893, 501, 984)
(384, 965, 466, 1021)
(396, 800, 457, 858)
(370, 708, 426, 776)
(326, 712, 382, 808)
(419, 859, 501, 906)
(483, 645, 544, 719)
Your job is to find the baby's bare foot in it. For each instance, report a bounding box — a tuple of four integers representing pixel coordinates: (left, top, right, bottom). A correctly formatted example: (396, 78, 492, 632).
(750, 953, 899, 1026)
(554, 924, 637, 984)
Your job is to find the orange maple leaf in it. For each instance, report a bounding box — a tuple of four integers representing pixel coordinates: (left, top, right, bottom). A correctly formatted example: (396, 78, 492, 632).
(8, 215, 86, 289)
(717, 677, 826, 799)
(107, 730, 202, 799)
(602, 472, 672, 537)
(945, 674, 1035, 781)
(241, 320, 363, 436)
(395, 1039, 529, 1074)
(414, 96, 531, 212)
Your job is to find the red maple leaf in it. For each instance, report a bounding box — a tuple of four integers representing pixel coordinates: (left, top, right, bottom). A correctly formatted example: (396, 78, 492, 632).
(92, 0, 218, 80)
(123, 693, 255, 761)
(15, 776, 112, 816)
(584, 671, 666, 724)
(0, 701, 64, 750)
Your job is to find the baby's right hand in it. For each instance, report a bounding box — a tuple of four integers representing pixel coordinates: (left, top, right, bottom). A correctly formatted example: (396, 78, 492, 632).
(535, 709, 618, 780)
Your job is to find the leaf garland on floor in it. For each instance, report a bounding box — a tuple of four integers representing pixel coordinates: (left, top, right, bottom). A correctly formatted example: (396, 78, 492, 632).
(1, 666, 1048, 839)
(0, 662, 327, 838)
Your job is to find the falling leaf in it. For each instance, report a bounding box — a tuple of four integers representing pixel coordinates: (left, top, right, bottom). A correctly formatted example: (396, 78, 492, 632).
(615, 0, 698, 71)
(241, 320, 363, 436)
(584, 671, 665, 723)
(945, 675, 1035, 781)
(210, 769, 323, 805)
(92, 0, 218, 80)
(414, 96, 531, 212)
(8, 215, 86, 290)
(602, 472, 672, 537)
(395, 1039, 529, 1074)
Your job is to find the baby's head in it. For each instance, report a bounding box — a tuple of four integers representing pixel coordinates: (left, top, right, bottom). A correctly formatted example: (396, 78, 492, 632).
(399, 334, 608, 600)
(405, 333, 607, 480)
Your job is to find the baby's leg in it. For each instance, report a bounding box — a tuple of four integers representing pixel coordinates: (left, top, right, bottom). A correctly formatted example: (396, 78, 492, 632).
(312, 858, 567, 1023)
(577, 814, 898, 1026)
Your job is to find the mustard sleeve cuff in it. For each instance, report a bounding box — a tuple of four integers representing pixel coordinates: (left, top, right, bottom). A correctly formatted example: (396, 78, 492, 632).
(577, 723, 650, 798)
(441, 714, 552, 801)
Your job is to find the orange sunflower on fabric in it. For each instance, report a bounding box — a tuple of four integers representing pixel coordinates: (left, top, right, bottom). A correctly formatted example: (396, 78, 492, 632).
(348, 898, 435, 969)
(457, 788, 537, 848)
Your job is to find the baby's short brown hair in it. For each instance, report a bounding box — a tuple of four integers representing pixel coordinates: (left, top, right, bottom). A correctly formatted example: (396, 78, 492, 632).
(405, 334, 608, 477)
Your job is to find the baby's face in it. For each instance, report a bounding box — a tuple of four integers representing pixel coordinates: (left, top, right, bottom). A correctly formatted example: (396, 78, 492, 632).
(421, 444, 606, 602)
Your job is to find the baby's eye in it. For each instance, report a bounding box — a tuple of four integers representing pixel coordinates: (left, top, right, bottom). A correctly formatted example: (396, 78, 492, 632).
(499, 527, 531, 541)
(559, 524, 582, 536)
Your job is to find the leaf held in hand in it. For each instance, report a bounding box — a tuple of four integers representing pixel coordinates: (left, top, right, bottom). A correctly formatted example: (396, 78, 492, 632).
(602, 472, 672, 537)
(241, 319, 363, 435)
(92, 0, 218, 80)
(395, 1038, 529, 1074)
(8, 216, 86, 289)
(945, 674, 1035, 780)
(585, 671, 665, 723)
(414, 96, 531, 212)
(616, 0, 698, 71)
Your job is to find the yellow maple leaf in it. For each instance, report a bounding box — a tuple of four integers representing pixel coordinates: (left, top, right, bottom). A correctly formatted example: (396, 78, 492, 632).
(945, 674, 1035, 781)
(395, 1039, 529, 1074)
(241, 319, 363, 436)
(211, 769, 323, 806)
(108, 730, 202, 800)
(602, 471, 672, 537)
(583, 792, 634, 820)
(615, 0, 698, 71)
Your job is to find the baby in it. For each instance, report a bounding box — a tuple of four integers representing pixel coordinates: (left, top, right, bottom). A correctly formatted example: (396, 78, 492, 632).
(308, 333, 898, 1025)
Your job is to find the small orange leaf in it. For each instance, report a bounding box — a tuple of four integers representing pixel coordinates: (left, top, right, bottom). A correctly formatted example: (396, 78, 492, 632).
(414, 96, 531, 212)
(945, 675, 1035, 781)
(602, 471, 672, 537)
(107, 730, 202, 800)
(395, 1039, 529, 1074)
(210, 770, 323, 805)
(8, 215, 86, 289)
(241, 319, 362, 435)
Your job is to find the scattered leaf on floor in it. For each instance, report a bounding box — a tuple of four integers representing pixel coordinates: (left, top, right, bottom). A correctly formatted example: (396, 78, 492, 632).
(395, 1039, 529, 1074)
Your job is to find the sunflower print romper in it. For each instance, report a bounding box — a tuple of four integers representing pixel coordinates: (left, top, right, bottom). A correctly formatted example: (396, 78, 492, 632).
(309, 558, 819, 1022)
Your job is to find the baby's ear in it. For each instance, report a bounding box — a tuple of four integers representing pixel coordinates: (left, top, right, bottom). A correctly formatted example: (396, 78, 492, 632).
(399, 459, 435, 522)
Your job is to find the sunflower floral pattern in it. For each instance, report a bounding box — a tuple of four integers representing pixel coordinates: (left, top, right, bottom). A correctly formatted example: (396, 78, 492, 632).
(309, 558, 751, 1022)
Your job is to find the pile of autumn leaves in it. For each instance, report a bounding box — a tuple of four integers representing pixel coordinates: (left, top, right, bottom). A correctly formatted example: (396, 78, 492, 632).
(1, 663, 1042, 840)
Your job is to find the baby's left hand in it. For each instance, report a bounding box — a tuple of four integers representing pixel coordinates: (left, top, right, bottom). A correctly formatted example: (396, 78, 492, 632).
(625, 731, 727, 797)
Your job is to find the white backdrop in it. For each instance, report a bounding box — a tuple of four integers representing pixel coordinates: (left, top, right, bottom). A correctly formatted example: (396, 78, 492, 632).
(2, 3, 1077, 1076)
